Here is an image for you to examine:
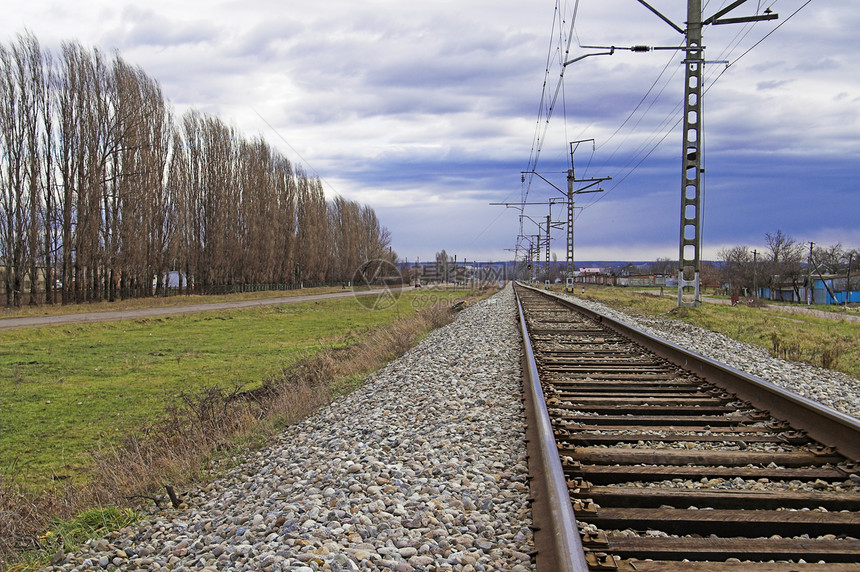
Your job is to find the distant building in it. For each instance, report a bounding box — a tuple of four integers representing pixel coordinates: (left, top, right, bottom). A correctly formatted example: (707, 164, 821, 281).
(812, 275, 860, 305)
(758, 274, 859, 305)
(618, 275, 668, 287)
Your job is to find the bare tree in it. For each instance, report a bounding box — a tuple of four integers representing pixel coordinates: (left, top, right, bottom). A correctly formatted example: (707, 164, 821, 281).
(272, 155, 297, 286)
(642, 257, 675, 276)
(0, 34, 43, 307)
(764, 229, 804, 298)
(41, 45, 58, 304)
(295, 173, 329, 284)
(717, 245, 753, 296)
(765, 229, 803, 267)
(1, 34, 395, 304)
(812, 243, 846, 275)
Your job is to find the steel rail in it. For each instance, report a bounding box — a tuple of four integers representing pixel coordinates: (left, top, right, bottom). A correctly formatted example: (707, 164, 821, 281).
(519, 282, 860, 462)
(515, 286, 590, 572)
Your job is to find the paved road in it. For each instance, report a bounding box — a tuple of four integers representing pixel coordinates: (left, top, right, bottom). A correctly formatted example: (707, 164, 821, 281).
(0, 288, 403, 330)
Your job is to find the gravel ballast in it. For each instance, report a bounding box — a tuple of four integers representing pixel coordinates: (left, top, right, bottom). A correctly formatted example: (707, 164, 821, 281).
(45, 286, 534, 572)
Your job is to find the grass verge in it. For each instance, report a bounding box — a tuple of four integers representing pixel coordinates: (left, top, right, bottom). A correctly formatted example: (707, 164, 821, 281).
(5, 506, 142, 571)
(0, 286, 497, 570)
(1, 290, 449, 483)
(565, 286, 860, 379)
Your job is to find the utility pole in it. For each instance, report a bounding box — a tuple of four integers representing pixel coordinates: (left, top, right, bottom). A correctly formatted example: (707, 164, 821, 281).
(567, 139, 609, 291)
(497, 197, 567, 286)
(807, 241, 814, 305)
(546, 211, 552, 276)
(518, 214, 547, 281)
(637, 0, 777, 307)
(518, 144, 609, 291)
(846, 253, 853, 309)
(678, 0, 704, 307)
(752, 249, 757, 299)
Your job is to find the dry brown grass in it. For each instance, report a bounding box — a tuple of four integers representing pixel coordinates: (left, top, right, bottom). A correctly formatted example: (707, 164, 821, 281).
(0, 297, 470, 570)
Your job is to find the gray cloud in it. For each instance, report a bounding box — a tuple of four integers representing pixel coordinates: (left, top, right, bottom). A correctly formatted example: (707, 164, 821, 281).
(1, 0, 857, 262)
(104, 6, 223, 50)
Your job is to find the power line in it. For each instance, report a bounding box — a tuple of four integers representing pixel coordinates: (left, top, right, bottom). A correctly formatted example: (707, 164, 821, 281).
(518, 0, 810, 269)
(596, 40, 684, 160)
(253, 109, 342, 199)
(524, 0, 579, 204)
(574, 0, 811, 214)
(717, 1, 813, 77)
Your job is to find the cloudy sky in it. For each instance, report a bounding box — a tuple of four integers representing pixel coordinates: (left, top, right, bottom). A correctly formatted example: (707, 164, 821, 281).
(2, 0, 857, 263)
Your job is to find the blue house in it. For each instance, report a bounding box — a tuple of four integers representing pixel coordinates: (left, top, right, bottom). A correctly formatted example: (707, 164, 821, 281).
(813, 275, 860, 305)
(758, 274, 859, 305)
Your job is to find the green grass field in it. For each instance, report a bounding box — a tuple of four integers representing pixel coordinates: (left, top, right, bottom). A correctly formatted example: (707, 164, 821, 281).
(0, 289, 468, 485)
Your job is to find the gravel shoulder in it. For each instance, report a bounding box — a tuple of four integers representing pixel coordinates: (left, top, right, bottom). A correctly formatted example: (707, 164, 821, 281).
(44, 286, 534, 572)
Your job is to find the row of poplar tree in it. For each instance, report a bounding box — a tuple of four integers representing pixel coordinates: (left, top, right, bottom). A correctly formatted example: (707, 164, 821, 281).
(0, 33, 394, 307)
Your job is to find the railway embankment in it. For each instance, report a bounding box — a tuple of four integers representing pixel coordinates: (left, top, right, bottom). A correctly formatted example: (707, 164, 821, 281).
(43, 286, 535, 572)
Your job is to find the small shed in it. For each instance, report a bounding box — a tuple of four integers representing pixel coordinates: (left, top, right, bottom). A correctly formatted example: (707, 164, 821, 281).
(759, 274, 859, 305)
(813, 275, 860, 305)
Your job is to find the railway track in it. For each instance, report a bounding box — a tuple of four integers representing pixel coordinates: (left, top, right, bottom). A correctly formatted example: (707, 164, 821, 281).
(514, 283, 860, 571)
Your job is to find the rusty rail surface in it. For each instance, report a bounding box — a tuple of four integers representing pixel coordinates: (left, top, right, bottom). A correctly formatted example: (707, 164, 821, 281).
(516, 286, 590, 572)
(514, 282, 860, 571)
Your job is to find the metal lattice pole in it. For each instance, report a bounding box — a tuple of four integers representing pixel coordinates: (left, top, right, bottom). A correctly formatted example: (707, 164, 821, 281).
(566, 173, 575, 290)
(545, 213, 551, 280)
(678, 0, 703, 307)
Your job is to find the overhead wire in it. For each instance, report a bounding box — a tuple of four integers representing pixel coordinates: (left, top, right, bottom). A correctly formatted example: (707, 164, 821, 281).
(575, 0, 812, 216)
(518, 2, 569, 257)
(524, 4, 563, 177)
(519, 0, 811, 258)
(524, 5, 561, 186)
(714, 1, 813, 81)
(595, 40, 684, 163)
(254, 109, 343, 200)
(524, 0, 579, 199)
(516, 0, 580, 259)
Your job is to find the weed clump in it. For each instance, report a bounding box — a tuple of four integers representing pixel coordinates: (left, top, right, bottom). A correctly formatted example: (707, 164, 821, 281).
(770, 331, 851, 370)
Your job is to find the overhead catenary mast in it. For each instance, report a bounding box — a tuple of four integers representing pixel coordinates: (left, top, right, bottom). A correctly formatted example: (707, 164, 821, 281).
(516, 1, 778, 295)
(566, 140, 608, 291)
(679, 0, 705, 307)
(517, 141, 608, 292)
(637, 0, 777, 306)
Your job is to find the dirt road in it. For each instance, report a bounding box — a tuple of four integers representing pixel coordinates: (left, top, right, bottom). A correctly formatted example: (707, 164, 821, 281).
(0, 288, 402, 330)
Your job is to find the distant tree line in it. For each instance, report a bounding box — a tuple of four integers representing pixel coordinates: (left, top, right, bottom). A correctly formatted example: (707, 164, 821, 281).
(0, 33, 393, 307)
(717, 230, 859, 298)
